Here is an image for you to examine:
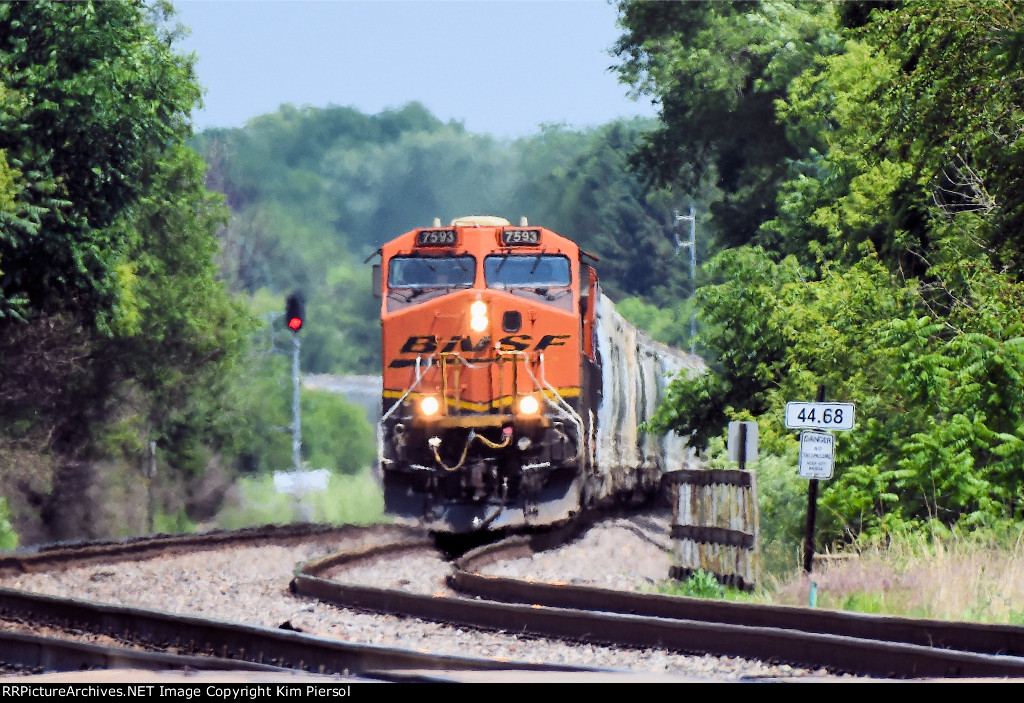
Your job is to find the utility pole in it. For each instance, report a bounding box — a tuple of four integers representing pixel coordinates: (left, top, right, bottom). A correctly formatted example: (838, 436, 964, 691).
(674, 206, 697, 354)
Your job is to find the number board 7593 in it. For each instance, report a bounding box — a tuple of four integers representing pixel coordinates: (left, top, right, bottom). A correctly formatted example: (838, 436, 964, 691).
(785, 402, 855, 431)
(500, 229, 542, 246)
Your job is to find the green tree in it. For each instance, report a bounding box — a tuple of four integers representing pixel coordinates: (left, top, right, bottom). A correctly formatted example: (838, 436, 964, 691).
(302, 390, 376, 475)
(646, 246, 804, 451)
(195, 104, 695, 376)
(612, 0, 842, 248)
(0, 0, 201, 324)
(615, 296, 692, 349)
(230, 347, 375, 477)
(105, 143, 254, 477)
(511, 120, 690, 304)
(0, 1, 257, 542)
(770, 2, 1024, 276)
(631, 1, 1024, 541)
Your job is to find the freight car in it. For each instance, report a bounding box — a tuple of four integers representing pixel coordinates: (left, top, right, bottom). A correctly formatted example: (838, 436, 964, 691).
(373, 216, 703, 534)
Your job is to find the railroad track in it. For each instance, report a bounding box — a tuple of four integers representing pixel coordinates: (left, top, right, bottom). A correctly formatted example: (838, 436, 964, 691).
(0, 522, 613, 682)
(293, 521, 1024, 680)
(4, 519, 1024, 681)
(0, 585, 604, 682)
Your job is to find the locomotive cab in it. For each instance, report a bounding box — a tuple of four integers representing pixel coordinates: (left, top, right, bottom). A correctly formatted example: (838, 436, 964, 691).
(376, 216, 594, 533)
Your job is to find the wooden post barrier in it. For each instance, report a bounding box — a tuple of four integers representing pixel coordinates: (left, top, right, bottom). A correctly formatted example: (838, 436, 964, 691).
(664, 469, 760, 591)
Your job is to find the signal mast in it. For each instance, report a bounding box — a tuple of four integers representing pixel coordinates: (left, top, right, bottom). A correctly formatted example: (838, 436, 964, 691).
(284, 292, 305, 471)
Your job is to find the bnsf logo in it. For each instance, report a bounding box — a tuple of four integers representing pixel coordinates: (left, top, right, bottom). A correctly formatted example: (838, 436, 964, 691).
(389, 334, 571, 367)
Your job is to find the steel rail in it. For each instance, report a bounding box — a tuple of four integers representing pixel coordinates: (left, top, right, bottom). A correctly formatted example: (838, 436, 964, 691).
(0, 629, 302, 676)
(11, 521, 1024, 680)
(0, 523, 421, 576)
(452, 533, 1024, 658)
(0, 524, 599, 680)
(0, 587, 598, 680)
(292, 534, 1024, 680)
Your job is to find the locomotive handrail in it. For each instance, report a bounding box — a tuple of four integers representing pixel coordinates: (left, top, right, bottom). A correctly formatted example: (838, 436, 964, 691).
(377, 355, 433, 465)
(439, 351, 494, 369)
(380, 355, 433, 424)
(528, 352, 585, 462)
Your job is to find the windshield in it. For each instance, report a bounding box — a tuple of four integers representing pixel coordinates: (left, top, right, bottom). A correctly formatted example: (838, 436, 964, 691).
(388, 255, 475, 289)
(484, 255, 571, 289)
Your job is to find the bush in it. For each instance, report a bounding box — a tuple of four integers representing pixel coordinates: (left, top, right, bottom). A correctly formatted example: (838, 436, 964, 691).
(0, 498, 18, 550)
(678, 569, 726, 599)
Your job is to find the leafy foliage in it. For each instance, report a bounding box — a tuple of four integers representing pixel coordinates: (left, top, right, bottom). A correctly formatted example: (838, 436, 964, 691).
(509, 121, 691, 304)
(613, 0, 843, 247)
(230, 318, 375, 479)
(0, 0, 201, 323)
(215, 470, 385, 530)
(302, 389, 376, 475)
(619, 0, 1024, 543)
(677, 569, 726, 599)
(194, 109, 699, 374)
(646, 246, 803, 450)
(0, 498, 17, 550)
(0, 1, 261, 544)
(615, 296, 693, 349)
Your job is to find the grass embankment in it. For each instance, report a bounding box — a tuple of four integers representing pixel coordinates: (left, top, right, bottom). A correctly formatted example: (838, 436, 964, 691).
(768, 532, 1024, 624)
(671, 531, 1024, 626)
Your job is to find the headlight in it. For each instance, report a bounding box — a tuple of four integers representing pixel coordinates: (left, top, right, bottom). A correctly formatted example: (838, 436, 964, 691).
(420, 396, 440, 416)
(518, 395, 539, 415)
(469, 299, 488, 332)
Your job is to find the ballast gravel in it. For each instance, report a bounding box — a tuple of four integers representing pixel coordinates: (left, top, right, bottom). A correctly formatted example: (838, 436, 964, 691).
(0, 512, 839, 681)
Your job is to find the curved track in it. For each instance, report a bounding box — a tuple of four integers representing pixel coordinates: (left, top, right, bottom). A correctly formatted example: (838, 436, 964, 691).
(292, 522, 1024, 680)
(0, 523, 603, 681)
(0, 585, 596, 681)
(5, 520, 1024, 680)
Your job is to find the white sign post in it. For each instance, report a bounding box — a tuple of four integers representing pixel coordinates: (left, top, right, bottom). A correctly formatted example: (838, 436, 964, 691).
(798, 431, 835, 479)
(789, 388, 856, 577)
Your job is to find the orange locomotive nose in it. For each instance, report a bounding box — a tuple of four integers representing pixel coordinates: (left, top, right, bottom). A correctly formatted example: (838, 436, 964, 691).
(376, 217, 588, 532)
(374, 215, 700, 535)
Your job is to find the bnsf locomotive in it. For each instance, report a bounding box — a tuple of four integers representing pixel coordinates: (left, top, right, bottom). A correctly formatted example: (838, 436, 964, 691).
(374, 216, 702, 534)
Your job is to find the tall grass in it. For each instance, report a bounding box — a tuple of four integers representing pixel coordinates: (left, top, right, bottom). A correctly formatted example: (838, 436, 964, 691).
(215, 469, 387, 530)
(761, 529, 1024, 625)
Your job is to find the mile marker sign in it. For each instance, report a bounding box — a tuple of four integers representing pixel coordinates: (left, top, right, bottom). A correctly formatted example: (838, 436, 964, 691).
(785, 402, 855, 431)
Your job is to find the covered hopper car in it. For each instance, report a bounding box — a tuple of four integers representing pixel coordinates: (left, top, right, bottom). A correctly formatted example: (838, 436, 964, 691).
(373, 216, 703, 534)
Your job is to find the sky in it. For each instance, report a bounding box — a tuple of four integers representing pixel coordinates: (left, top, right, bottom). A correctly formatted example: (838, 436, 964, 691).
(171, 0, 659, 138)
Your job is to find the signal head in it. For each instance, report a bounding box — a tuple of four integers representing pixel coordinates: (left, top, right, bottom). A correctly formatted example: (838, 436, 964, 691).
(285, 293, 305, 332)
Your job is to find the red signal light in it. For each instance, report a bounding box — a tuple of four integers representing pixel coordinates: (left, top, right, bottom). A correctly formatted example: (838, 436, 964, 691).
(285, 293, 305, 333)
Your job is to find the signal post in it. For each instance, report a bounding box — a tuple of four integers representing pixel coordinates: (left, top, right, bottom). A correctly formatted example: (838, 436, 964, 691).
(285, 292, 305, 472)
